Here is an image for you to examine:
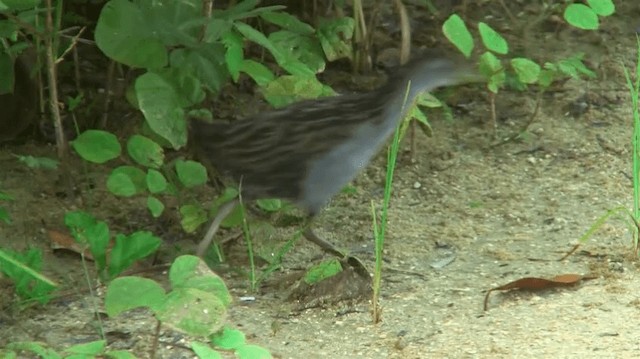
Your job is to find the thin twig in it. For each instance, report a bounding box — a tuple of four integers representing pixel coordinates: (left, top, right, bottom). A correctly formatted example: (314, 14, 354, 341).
(44, 0, 66, 158)
(55, 26, 85, 65)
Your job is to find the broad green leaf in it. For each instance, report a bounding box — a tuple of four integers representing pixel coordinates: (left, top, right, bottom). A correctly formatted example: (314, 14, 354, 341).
(105, 276, 165, 316)
(211, 327, 246, 350)
(135, 72, 187, 149)
(191, 342, 222, 359)
(478, 22, 508, 55)
(72, 130, 121, 164)
(511, 58, 541, 84)
(240, 59, 275, 86)
(147, 196, 165, 218)
(127, 135, 164, 169)
(587, 0, 615, 16)
(478, 52, 505, 93)
(317, 17, 354, 62)
(0, 0, 40, 11)
(95, 0, 167, 68)
(234, 22, 314, 77)
(269, 30, 325, 73)
(304, 258, 342, 284)
(259, 11, 314, 35)
(442, 14, 473, 58)
(170, 46, 229, 93)
(234, 344, 272, 359)
(175, 159, 208, 188)
(146, 169, 168, 193)
(108, 231, 162, 278)
(64, 340, 106, 355)
(564, 4, 598, 30)
(180, 204, 208, 233)
(169, 255, 233, 307)
(15, 155, 59, 170)
(107, 166, 146, 197)
(256, 199, 282, 212)
(222, 31, 244, 82)
(156, 288, 227, 337)
(262, 75, 332, 108)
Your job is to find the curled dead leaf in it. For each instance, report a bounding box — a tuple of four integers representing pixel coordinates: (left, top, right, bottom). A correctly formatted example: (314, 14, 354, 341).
(484, 273, 597, 311)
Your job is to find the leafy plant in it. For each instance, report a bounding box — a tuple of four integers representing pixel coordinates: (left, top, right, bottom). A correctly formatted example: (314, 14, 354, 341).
(0, 248, 57, 304)
(93, 0, 352, 149)
(442, 2, 611, 135)
(64, 210, 161, 281)
(105, 255, 272, 357)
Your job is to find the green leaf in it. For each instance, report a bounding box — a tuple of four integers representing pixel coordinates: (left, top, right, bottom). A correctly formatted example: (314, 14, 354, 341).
(261, 75, 332, 108)
(127, 135, 164, 169)
(191, 342, 222, 359)
(478, 52, 505, 93)
(234, 344, 272, 359)
(170, 46, 229, 93)
(175, 159, 208, 188)
(240, 59, 275, 86)
(256, 199, 282, 212)
(15, 155, 59, 170)
(108, 231, 162, 278)
(442, 14, 474, 58)
(105, 276, 165, 316)
(95, 0, 168, 68)
(156, 288, 227, 337)
(135, 72, 187, 149)
(259, 11, 315, 35)
(0, 248, 57, 303)
(0, 0, 40, 11)
(511, 58, 541, 84)
(587, 0, 615, 16)
(169, 255, 232, 307)
(234, 22, 314, 77)
(146, 169, 168, 193)
(107, 166, 147, 197)
(478, 22, 508, 55)
(64, 340, 106, 355)
(317, 17, 354, 62)
(564, 4, 599, 30)
(303, 258, 342, 284)
(180, 204, 208, 233)
(85, 221, 111, 275)
(211, 327, 246, 351)
(72, 130, 121, 164)
(5, 341, 61, 358)
(222, 31, 244, 82)
(268, 30, 325, 73)
(147, 196, 165, 218)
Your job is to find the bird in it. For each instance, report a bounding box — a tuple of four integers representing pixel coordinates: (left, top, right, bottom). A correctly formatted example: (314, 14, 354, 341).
(191, 52, 478, 274)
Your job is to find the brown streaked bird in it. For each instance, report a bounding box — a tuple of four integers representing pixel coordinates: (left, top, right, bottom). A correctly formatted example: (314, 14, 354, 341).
(191, 53, 477, 272)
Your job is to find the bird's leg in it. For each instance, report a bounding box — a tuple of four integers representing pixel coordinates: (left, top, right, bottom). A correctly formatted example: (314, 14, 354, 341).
(302, 228, 346, 258)
(196, 199, 239, 257)
(303, 226, 370, 278)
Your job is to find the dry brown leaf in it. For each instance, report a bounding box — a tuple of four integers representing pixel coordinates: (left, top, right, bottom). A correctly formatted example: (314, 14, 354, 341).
(483, 273, 597, 311)
(47, 229, 95, 260)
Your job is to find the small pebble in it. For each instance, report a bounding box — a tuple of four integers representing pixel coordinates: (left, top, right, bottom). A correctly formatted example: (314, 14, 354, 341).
(413, 181, 421, 189)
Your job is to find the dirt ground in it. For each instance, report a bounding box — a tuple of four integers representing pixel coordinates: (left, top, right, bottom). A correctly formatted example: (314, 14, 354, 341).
(2, 2, 640, 359)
